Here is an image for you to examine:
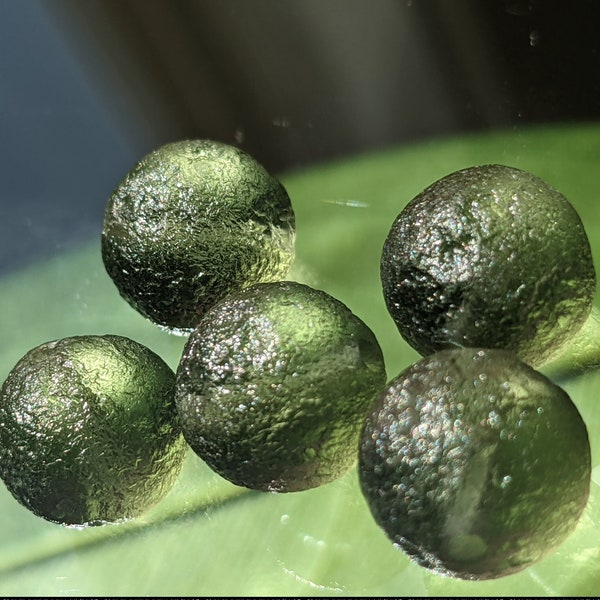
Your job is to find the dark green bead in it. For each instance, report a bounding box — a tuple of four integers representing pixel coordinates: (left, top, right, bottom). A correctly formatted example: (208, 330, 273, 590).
(0, 335, 186, 526)
(359, 347, 591, 580)
(175, 281, 387, 492)
(381, 164, 596, 366)
(102, 140, 296, 333)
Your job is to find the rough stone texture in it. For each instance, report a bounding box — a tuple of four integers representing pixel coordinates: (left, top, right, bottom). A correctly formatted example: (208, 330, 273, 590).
(0, 335, 186, 526)
(175, 281, 386, 492)
(359, 347, 591, 580)
(381, 164, 596, 366)
(102, 140, 296, 333)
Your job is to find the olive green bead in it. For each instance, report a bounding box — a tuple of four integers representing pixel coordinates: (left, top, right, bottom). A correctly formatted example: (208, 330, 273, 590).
(175, 281, 387, 492)
(359, 347, 591, 580)
(381, 164, 596, 366)
(0, 335, 187, 526)
(102, 139, 296, 333)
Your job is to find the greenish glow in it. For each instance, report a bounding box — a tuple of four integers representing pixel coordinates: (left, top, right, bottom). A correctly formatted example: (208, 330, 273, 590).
(1, 124, 600, 595)
(175, 281, 387, 492)
(0, 335, 186, 526)
(381, 165, 595, 367)
(102, 140, 296, 332)
(358, 347, 591, 580)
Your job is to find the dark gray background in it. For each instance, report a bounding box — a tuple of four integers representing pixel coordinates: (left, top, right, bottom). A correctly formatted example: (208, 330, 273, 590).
(2, 0, 600, 274)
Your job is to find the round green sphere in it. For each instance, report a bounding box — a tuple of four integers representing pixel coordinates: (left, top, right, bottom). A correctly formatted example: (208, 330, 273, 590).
(0, 335, 187, 526)
(175, 281, 387, 492)
(358, 347, 591, 580)
(102, 139, 296, 333)
(380, 164, 596, 366)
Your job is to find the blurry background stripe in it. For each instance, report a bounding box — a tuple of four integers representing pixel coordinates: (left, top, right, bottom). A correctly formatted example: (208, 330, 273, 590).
(2, 0, 600, 273)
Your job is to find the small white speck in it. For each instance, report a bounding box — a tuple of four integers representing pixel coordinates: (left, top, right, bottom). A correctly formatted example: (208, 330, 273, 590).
(529, 30, 540, 47)
(234, 128, 245, 143)
(272, 116, 291, 128)
(275, 559, 344, 593)
(322, 199, 370, 208)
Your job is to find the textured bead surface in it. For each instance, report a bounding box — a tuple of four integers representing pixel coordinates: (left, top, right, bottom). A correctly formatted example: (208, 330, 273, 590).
(175, 281, 387, 492)
(0, 335, 186, 526)
(359, 347, 591, 580)
(102, 140, 296, 333)
(381, 164, 596, 366)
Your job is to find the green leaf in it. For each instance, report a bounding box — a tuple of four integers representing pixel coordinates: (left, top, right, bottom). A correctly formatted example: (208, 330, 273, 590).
(1, 123, 599, 595)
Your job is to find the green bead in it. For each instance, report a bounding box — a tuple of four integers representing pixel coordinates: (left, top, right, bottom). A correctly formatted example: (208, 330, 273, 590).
(381, 164, 596, 366)
(175, 281, 387, 492)
(0, 335, 187, 526)
(102, 140, 296, 333)
(358, 347, 591, 580)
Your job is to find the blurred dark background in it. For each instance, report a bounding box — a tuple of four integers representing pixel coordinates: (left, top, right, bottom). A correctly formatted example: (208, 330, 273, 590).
(2, 0, 600, 274)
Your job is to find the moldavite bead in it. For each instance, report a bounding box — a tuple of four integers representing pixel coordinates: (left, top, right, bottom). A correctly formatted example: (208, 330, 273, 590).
(0, 335, 187, 526)
(102, 140, 296, 333)
(175, 281, 387, 492)
(358, 347, 591, 580)
(380, 164, 596, 367)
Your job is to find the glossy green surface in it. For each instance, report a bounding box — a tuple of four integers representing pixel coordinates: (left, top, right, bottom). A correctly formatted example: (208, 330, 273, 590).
(359, 347, 590, 580)
(102, 140, 296, 332)
(175, 281, 386, 492)
(1, 124, 600, 595)
(380, 165, 595, 367)
(0, 335, 186, 525)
